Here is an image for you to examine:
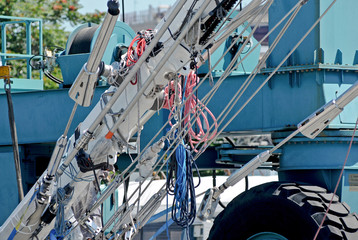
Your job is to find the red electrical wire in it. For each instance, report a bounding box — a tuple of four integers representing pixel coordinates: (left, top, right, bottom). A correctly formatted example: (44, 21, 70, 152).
(184, 71, 217, 151)
(163, 80, 182, 112)
(313, 117, 358, 240)
(126, 31, 153, 86)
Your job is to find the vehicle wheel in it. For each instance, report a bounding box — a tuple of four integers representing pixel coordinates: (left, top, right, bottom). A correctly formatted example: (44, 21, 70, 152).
(208, 182, 358, 240)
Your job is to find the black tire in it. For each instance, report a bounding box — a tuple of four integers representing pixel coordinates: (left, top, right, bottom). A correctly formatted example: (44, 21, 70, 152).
(208, 182, 358, 240)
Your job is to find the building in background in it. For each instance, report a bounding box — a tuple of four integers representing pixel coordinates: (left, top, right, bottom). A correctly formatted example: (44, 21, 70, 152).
(122, 5, 269, 53)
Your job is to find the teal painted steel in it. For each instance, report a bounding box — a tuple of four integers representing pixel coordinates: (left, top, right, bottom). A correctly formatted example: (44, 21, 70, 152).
(0, 87, 106, 145)
(57, 21, 135, 86)
(247, 232, 288, 240)
(267, 0, 358, 67)
(194, 70, 358, 132)
(197, 21, 261, 76)
(100, 186, 118, 235)
(0, 16, 43, 92)
(275, 130, 358, 212)
(0, 147, 23, 225)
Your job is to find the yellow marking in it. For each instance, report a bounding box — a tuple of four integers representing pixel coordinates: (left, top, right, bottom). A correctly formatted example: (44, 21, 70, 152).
(0, 66, 10, 79)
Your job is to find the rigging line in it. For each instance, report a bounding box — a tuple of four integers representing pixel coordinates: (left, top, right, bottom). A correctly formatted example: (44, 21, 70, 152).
(208, 0, 267, 48)
(209, 0, 300, 105)
(107, 175, 210, 240)
(77, 0, 273, 186)
(199, 1, 265, 70)
(207, 0, 245, 40)
(197, 0, 302, 105)
(190, 1, 303, 152)
(156, 1, 301, 154)
(204, 2, 301, 129)
(122, 121, 207, 207)
(201, 0, 260, 51)
(57, 0, 189, 178)
(63, 103, 78, 137)
(104, 185, 168, 240)
(140, 3, 273, 149)
(121, 1, 282, 157)
(314, 117, 358, 239)
(63, 1, 288, 229)
(162, 0, 294, 129)
(113, 131, 196, 212)
(201, 0, 272, 105)
(194, 0, 338, 159)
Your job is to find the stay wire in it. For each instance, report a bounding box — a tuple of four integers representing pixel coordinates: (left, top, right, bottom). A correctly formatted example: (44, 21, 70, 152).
(194, 0, 338, 159)
(138, 0, 310, 182)
(98, 0, 278, 185)
(313, 118, 358, 239)
(4, 80, 24, 201)
(95, 0, 293, 219)
(64, 2, 305, 236)
(189, 1, 303, 152)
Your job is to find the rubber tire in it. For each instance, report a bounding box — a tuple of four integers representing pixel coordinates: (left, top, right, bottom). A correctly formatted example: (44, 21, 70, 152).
(208, 182, 358, 240)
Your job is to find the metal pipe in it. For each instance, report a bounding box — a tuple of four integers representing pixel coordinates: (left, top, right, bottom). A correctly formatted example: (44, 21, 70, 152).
(57, 0, 188, 177)
(68, 4, 119, 107)
(107, 0, 212, 137)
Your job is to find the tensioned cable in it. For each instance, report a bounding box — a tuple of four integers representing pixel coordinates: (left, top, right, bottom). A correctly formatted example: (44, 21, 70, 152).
(80, 0, 293, 207)
(192, 0, 303, 151)
(116, 3, 337, 235)
(71, 0, 302, 223)
(151, 0, 303, 147)
(61, 0, 318, 235)
(194, 0, 338, 158)
(313, 117, 358, 239)
(118, 0, 319, 206)
(201, 0, 302, 105)
(200, 0, 274, 115)
(148, 0, 299, 160)
(201, 0, 273, 105)
(203, 0, 267, 50)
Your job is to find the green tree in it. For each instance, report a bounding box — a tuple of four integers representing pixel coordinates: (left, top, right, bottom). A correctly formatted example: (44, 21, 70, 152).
(0, 0, 106, 89)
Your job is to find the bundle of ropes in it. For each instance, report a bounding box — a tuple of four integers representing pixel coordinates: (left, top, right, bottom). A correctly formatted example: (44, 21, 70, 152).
(166, 143, 200, 228)
(163, 71, 218, 152)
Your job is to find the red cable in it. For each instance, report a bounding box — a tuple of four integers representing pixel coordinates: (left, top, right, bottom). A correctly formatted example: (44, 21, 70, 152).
(183, 71, 217, 152)
(313, 117, 358, 240)
(130, 73, 138, 85)
(163, 71, 218, 152)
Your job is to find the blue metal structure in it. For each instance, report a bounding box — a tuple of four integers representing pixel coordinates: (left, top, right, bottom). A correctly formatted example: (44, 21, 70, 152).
(0, 0, 357, 236)
(184, 0, 358, 213)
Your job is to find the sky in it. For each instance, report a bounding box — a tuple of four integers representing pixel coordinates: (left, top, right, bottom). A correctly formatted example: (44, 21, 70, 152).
(62, 0, 177, 31)
(78, 0, 177, 14)
(67, 0, 250, 31)
(78, 0, 251, 14)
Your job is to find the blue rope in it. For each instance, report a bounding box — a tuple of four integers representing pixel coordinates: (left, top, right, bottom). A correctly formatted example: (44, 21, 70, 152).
(53, 187, 72, 239)
(166, 155, 170, 239)
(167, 144, 200, 229)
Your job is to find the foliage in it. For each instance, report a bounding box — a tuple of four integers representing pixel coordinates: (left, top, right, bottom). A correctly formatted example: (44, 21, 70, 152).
(0, 0, 106, 89)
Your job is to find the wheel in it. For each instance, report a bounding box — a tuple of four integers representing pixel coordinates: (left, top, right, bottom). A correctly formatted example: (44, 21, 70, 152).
(208, 182, 358, 240)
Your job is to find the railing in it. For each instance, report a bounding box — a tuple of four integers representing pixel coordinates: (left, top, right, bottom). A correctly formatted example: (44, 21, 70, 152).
(0, 16, 43, 88)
